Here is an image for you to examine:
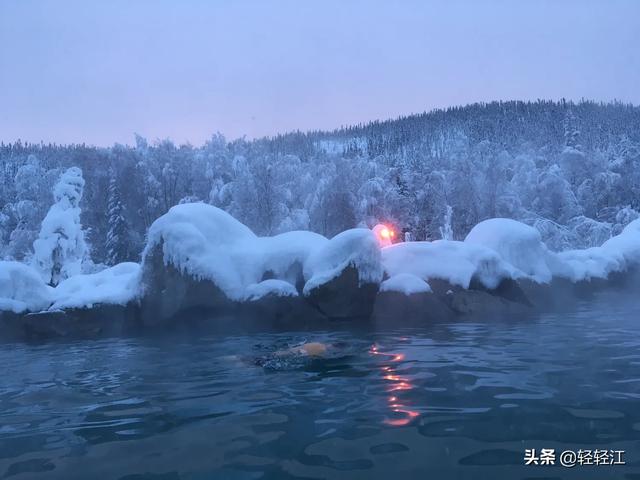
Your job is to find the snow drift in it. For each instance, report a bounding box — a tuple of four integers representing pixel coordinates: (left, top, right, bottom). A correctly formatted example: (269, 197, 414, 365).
(50, 262, 141, 310)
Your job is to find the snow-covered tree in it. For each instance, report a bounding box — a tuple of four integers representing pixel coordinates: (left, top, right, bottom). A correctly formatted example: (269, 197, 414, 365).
(7, 155, 50, 260)
(439, 205, 454, 240)
(32, 167, 87, 286)
(2, 100, 640, 260)
(105, 170, 129, 265)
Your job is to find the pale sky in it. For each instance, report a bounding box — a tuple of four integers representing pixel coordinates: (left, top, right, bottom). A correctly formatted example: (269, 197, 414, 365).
(1, 0, 639, 146)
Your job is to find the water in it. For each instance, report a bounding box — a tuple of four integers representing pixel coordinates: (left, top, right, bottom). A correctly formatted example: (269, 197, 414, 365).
(1, 290, 640, 479)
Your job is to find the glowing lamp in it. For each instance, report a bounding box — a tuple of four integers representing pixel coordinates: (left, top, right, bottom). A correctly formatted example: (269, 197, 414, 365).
(373, 223, 396, 247)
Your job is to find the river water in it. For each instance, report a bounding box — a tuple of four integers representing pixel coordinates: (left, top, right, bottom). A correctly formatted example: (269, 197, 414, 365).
(1, 289, 639, 479)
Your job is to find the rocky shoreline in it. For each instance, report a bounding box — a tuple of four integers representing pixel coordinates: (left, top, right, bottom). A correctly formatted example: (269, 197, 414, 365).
(1, 267, 636, 343)
(2, 205, 639, 342)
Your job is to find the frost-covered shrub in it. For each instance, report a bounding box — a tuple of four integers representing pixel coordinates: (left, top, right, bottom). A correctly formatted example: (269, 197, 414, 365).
(566, 216, 612, 249)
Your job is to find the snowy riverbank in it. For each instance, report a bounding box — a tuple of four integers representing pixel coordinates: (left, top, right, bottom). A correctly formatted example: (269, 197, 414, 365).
(1, 203, 640, 340)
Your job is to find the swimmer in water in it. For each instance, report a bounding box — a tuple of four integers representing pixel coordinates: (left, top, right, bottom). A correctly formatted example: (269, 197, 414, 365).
(275, 341, 328, 358)
(252, 340, 350, 369)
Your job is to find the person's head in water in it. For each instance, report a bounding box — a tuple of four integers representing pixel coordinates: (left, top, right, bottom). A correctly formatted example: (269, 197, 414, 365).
(277, 342, 328, 358)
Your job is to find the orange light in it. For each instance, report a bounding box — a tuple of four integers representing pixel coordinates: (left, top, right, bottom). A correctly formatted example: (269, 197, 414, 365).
(380, 228, 390, 239)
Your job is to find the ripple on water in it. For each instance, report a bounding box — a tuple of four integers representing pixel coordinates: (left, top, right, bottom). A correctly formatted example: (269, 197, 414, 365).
(1, 291, 640, 478)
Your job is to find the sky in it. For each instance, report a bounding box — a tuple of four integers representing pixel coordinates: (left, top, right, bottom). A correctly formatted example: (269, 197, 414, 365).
(1, 0, 639, 147)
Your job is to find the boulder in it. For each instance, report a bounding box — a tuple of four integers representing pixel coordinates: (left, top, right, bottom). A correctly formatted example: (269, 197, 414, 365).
(302, 229, 383, 319)
(139, 241, 235, 326)
(19, 303, 140, 341)
(305, 265, 380, 319)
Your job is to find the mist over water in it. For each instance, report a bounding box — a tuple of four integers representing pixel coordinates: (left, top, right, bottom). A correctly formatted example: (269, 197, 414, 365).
(0, 288, 638, 479)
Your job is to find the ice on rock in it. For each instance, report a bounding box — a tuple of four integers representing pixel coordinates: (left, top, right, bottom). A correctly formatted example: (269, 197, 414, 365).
(243, 279, 299, 301)
(382, 240, 513, 289)
(380, 273, 432, 295)
(464, 218, 553, 283)
(0, 261, 53, 313)
(51, 262, 141, 310)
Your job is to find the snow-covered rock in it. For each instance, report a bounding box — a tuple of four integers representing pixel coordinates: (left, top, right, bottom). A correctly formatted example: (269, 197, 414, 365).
(143, 202, 256, 301)
(464, 218, 553, 283)
(0, 261, 53, 313)
(51, 262, 141, 310)
(380, 273, 431, 295)
(302, 228, 383, 319)
(143, 204, 329, 301)
(141, 204, 383, 322)
(303, 228, 383, 294)
(382, 240, 513, 290)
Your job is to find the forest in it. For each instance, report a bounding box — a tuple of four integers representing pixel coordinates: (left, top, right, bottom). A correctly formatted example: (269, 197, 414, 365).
(1, 99, 639, 270)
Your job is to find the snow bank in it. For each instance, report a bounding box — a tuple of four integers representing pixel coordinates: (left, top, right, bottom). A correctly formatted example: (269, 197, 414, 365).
(0, 261, 53, 313)
(461, 217, 640, 283)
(51, 262, 141, 310)
(380, 273, 432, 295)
(555, 218, 640, 281)
(382, 240, 513, 289)
(464, 218, 552, 282)
(303, 228, 383, 294)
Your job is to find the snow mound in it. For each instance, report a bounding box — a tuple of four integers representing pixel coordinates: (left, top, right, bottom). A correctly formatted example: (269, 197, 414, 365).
(382, 240, 513, 289)
(464, 218, 552, 282)
(143, 203, 257, 300)
(555, 218, 640, 281)
(144, 204, 341, 301)
(303, 228, 383, 294)
(51, 262, 141, 310)
(243, 279, 299, 301)
(257, 231, 328, 286)
(0, 261, 53, 313)
(380, 273, 432, 295)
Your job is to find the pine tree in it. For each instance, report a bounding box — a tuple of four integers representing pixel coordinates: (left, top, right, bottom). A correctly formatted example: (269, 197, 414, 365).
(105, 171, 129, 265)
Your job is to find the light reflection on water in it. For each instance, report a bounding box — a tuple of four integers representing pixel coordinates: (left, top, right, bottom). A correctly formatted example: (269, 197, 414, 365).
(370, 344, 420, 426)
(0, 289, 640, 479)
